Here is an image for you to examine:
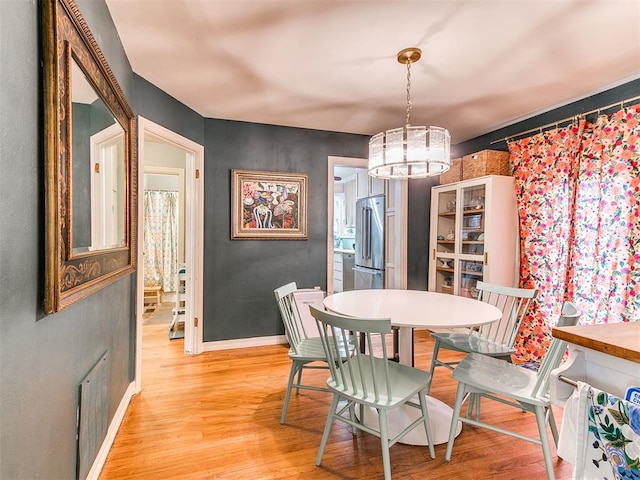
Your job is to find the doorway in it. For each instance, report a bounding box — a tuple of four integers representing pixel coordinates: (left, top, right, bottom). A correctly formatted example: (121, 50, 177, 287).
(136, 117, 204, 391)
(326, 156, 367, 294)
(326, 156, 408, 294)
(142, 168, 183, 338)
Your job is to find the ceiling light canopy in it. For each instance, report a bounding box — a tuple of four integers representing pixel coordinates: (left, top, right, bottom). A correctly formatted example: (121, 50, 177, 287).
(368, 48, 451, 180)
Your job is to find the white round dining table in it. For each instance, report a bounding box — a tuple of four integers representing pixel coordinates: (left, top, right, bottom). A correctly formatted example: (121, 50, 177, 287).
(323, 289, 502, 446)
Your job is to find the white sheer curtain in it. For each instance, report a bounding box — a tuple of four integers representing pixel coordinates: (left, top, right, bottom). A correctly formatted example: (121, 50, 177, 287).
(143, 190, 179, 293)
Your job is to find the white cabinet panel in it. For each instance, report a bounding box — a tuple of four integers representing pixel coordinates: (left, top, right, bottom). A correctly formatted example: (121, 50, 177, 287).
(343, 179, 356, 226)
(356, 168, 386, 199)
(333, 252, 343, 292)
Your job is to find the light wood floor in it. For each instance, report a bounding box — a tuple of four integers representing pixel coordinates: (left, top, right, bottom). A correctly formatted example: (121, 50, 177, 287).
(99, 324, 573, 480)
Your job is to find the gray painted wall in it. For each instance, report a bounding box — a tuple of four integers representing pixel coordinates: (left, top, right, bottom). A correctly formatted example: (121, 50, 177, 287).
(407, 177, 440, 291)
(203, 119, 368, 341)
(0, 1, 135, 478)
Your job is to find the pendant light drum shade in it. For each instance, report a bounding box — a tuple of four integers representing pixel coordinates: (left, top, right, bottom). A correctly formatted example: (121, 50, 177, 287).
(368, 47, 451, 180)
(368, 125, 451, 179)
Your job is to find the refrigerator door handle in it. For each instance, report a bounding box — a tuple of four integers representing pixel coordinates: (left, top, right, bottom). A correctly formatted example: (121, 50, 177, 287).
(361, 206, 370, 260)
(353, 265, 384, 290)
(353, 265, 376, 273)
(366, 206, 372, 259)
(360, 206, 366, 261)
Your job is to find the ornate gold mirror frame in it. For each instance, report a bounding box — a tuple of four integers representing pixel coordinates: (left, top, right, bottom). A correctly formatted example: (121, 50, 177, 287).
(42, 0, 137, 313)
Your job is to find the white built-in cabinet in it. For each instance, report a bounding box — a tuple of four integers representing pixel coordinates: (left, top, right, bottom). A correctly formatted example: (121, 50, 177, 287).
(428, 175, 518, 298)
(356, 168, 385, 199)
(343, 177, 356, 226)
(344, 169, 385, 225)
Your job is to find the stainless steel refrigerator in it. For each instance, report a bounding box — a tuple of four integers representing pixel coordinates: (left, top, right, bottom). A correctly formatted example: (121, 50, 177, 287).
(354, 194, 385, 289)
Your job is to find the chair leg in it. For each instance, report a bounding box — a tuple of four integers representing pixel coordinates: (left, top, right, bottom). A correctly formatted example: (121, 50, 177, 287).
(465, 393, 474, 419)
(463, 392, 482, 424)
(378, 409, 392, 480)
(418, 391, 435, 459)
(534, 405, 556, 480)
(547, 406, 559, 446)
(295, 365, 304, 394)
(348, 401, 358, 436)
(426, 339, 441, 395)
(280, 360, 300, 424)
(316, 394, 340, 466)
(445, 382, 466, 461)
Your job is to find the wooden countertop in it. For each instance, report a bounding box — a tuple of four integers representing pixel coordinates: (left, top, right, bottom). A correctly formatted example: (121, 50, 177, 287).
(552, 322, 640, 363)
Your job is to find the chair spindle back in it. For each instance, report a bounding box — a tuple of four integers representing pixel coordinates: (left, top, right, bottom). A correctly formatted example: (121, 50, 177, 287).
(475, 281, 537, 348)
(274, 282, 309, 355)
(309, 305, 394, 405)
(532, 301, 581, 398)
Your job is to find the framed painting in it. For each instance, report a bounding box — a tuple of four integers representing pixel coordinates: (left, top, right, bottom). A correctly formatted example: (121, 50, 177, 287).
(231, 169, 308, 240)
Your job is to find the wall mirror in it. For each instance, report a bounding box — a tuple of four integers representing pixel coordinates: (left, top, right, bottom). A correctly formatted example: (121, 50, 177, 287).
(42, 0, 136, 313)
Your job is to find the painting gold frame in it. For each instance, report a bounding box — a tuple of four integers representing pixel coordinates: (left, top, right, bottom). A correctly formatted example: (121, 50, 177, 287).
(231, 169, 308, 240)
(42, 0, 137, 313)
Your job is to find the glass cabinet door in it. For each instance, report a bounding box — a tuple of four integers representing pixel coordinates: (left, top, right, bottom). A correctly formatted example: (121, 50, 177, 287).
(435, 188, 457, 254)
(457, 259, 483, 299)
(459, 184, 486, 256)
(433, 188, 457, 294)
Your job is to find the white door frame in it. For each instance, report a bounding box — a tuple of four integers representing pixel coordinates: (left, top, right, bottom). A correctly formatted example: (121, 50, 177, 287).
(136, 116, 204, 391)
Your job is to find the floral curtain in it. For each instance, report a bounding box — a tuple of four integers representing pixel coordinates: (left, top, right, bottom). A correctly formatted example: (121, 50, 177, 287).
(568, 109, 640, 325)
(143, 190, 179, 293)
(508, 121, 584, 361)
(508, 105, 640, 362)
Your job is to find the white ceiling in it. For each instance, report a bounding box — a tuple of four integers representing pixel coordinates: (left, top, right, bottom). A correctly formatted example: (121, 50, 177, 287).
(105, 0, 640, 144)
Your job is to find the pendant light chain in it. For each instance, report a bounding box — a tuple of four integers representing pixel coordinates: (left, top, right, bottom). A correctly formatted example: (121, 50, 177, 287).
(405, 60, 412, 127)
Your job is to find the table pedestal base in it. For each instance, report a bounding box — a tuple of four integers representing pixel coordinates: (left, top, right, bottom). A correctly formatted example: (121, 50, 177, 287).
(360, 395, 462, 446)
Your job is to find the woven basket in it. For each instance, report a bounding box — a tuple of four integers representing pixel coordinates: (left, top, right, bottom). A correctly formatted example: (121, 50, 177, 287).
(439, 157, 462, 184)
(441, 285, 454, 295)
(462, 149, 511, 180)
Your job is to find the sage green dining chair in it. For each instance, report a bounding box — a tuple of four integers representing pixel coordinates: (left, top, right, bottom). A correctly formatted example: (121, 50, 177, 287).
(309, 304, 435, 480)
(426, 281, 537, 394)
(444, 301, 580, 480)
(274, 282, 332, 424)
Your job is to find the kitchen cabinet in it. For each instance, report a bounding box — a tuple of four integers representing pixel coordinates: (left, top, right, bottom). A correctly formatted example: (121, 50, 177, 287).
(333, 252, 343, 292)
(428, 175, 518, 298)
(343, 178, 356, 226)
(356, 168, 385, 199)
(333, 251, 355, 293)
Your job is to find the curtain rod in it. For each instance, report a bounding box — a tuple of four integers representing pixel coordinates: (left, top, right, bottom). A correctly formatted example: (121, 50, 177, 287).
(490, 94, 640, 145)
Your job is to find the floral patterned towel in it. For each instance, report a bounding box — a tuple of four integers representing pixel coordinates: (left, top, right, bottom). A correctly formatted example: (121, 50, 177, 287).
(573, 382, 640, 480)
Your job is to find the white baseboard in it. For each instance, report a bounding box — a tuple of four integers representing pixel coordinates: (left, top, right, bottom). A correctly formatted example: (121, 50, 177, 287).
(86, 381, 137, 480)
(201, 334, 288, 352)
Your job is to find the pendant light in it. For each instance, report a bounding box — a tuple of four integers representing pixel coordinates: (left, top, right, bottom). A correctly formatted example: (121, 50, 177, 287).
(368, 47, 451, 179)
